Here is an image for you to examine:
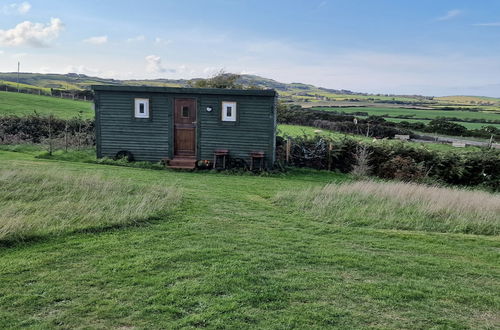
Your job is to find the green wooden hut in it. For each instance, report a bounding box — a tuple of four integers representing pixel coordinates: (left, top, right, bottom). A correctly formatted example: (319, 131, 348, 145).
(92, 85, 277, 169)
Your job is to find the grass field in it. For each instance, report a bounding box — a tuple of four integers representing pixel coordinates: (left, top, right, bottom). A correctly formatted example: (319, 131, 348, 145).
(0, 80, 51, 94)
(312, 106, 500, 123)
(277, 124, 483, 152)
(0, 149, 499, 328)
(276, 180, 500, 235)
(375, 117, 500, 130)
(0, 91, 93, 119)
(0, 167, 180, 242)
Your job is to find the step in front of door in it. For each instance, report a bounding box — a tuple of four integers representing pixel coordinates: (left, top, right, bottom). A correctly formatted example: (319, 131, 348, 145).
(167, 157, 197, 169)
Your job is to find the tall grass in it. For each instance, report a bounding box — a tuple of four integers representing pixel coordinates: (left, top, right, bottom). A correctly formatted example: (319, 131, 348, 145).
(275, 180, 500, 235)
(0, 168, 181, 242)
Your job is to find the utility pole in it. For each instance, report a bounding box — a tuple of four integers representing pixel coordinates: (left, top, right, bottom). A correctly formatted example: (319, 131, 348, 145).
(17, 61, 20, 92)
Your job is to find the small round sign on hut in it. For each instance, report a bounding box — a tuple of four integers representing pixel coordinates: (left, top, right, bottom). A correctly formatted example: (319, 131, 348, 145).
(92, 86, 277, 170)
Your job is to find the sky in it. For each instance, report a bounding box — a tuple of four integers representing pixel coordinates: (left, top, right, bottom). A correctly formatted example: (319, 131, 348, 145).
(0, 0, 499, 97)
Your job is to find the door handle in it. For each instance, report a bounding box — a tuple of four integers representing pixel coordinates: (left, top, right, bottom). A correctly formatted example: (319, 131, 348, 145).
(192, 121, 197, 124)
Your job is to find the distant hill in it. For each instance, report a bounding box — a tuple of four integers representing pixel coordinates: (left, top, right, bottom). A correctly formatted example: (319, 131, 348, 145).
(1, 72, 499, 107)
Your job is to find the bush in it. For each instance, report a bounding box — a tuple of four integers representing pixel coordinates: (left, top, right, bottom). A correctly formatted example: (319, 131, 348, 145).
(426, 118, 467, 136)
(277, 135, 500, 191)
(0, 115, 94, 145)
(378, 156, 426, 181)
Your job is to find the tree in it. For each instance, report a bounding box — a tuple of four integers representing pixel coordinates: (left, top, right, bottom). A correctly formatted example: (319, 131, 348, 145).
(188, 70, 242, 89)
(427, 118, 467, 136)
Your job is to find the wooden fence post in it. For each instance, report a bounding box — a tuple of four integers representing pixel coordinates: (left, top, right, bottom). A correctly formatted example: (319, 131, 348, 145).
(328, 142, 333, 171)
(48, 115, 53, 156)
(286, 137, 291, 163)
(64, 123, 68, 152)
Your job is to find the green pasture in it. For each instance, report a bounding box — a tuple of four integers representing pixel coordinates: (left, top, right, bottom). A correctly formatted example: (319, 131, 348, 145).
(0, 91, 93, 119)
(312, 106, 500, 122)
(277, 124, 482, 152)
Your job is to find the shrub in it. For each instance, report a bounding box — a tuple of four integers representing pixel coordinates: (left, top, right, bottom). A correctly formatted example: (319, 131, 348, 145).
(277, 135, 500, 191)
(378, 156, 426, 181)
(0, 115, 94, 145)
(350, 144, 372, 177)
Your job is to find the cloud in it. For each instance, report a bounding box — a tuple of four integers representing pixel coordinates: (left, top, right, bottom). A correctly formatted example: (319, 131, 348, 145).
(65, 64, 102, 75)
(0, 50, 4, 54)
(436, 9, 462, 21)
(145, 55, 175, 74)
(472, 22, 500, 27)
(154, 37, 171, 46)
(38, 66, 51, 73)
(0, 18, 64, 47)
(83, 35, 108, 45)
(16, 2, 30, 14)
(127, 35, 145, 42)
(2, 2, 31, 15)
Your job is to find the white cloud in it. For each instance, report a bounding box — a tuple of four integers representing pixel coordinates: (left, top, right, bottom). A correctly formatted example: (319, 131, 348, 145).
(436, 9, 462, 21)
(65, 64, 102, 75)
(2, 2, 31, 15)
(145, 55, 174, 74)
(0, 18, 64, 47)
(83, 35, 108, 45)
(0, 50, 4, 54)
(127, 35, 145, 42)
(38, 66, 51, 73)
(472, 22, 500, 27)
(202, 67, 217, 76)
(16, 2, 30, 14)
(154, 37, 171, 46)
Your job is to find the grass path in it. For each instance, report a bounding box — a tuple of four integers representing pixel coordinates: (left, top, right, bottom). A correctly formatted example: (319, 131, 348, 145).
(0, 151, 499, 328)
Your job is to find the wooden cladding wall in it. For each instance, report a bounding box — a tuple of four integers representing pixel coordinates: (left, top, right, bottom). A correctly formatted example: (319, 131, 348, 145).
(97, 91, 170, 162)
(95, 89, 276, 167)
(198, 95, 276, 168)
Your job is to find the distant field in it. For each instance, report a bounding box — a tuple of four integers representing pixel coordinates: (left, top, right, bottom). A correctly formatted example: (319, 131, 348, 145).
(436, 95, 500, 106)
(0, 80, 50, 94)
(277, 124, 482, 152)
(312, 106, 500, 122)
(355, 116, 500, 130)
(0, 91, 93, 119)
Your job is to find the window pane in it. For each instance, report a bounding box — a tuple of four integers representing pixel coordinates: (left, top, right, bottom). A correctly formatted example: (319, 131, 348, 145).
(139, 103, 145, 113)
(226, 106, 232, 117)
(182, 106, 189, 117)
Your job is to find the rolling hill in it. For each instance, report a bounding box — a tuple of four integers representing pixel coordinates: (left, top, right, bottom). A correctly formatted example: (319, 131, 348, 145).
(1, 72, 499, 107)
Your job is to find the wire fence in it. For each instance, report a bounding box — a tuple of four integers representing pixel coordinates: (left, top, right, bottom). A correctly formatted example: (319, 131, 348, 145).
(0, 84, 93, 102)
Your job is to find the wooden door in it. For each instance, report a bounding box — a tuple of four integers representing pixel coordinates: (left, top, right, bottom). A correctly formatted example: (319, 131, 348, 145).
(174, 98, 197, 157)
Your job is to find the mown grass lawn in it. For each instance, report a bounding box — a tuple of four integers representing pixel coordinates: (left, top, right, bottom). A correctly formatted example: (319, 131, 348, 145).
(0, 150, 499, 329)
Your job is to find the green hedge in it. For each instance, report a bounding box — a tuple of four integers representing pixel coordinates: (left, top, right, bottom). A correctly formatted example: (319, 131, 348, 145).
(277, 135, 500, 191)
(0, 115, 94, 144)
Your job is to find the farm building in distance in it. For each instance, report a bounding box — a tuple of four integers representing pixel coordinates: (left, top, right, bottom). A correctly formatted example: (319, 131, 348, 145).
(92, 85, 277, 169)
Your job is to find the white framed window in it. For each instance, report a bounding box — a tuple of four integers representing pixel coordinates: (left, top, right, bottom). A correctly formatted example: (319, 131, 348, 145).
(222, 101, 237, 122)
(134, 98, 149, 118)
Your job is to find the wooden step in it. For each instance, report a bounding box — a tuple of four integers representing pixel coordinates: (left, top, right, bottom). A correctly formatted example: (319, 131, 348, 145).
(167, 157, 197, 169)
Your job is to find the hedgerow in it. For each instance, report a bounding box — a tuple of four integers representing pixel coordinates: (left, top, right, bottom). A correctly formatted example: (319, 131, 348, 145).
(277, 135, 500, 191)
